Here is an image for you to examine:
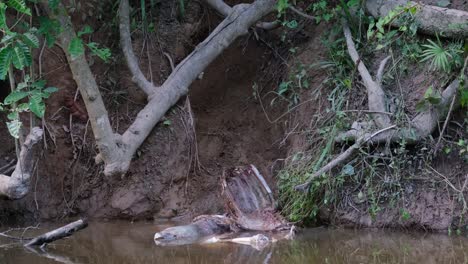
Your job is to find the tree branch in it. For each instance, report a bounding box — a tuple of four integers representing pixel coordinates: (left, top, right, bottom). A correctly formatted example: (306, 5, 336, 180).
(343, 20, 391, 128)
(40, 1, 123, 175)
(336, 78, 462, 143)
(205, 0, 279, 30)
(119, 0, 157, 96)
(0, 127, 43, 199)
(24, 219, 88, 247)
(366, 0, 468, 39)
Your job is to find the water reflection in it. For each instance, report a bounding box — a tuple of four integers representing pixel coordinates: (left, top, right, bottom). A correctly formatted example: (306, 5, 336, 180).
(1, 221, 468, 263)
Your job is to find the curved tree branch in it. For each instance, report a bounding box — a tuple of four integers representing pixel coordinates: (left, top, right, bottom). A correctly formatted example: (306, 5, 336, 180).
(119, 0, 157, 96)
(343, 20, 391, 128)
(0, 127, 43, 199)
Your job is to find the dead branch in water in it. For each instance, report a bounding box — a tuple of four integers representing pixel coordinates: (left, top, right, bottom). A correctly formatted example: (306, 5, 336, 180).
(24, 219, 88, 247)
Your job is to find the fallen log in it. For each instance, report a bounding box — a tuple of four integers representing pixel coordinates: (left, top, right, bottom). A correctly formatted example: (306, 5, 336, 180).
(24, 219, 88, 247)
(366, 0, 468, 38)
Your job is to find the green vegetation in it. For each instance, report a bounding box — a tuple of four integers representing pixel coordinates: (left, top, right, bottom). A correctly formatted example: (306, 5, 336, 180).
(0, 0, 111, 138)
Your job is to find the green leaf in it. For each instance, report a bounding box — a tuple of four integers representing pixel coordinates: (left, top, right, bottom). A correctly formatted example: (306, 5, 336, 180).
(31, 79, 46, 89)
(20, 32, 39, 48)
(48, 0, 59, 10)
(86, 42, 112, 62)
(69, 37, 84, 59)
(29, 94, 45, 118)
(163, 120, 171, 126)
(6, 119, 22, 139)
(1, 32, 18, 45)
(7, 0, 31, 16)
(0, 47, 13, 80)
(460, 87, 468, 107)
(43, 86, 59, 94)
(11, 45, 26, 69)
(77, 25, 93, 37)
(276, 0, 289, 14)
(38, 16, 61, 47)
(16, 41, 32, 67)
(0, 2, 7, 31)
(415, 100, 428, 112)
(286, 20, 298, 29)
(7, 111, 18, 120)
(4, 90, 29, 104)
(17, 102, 28, 111)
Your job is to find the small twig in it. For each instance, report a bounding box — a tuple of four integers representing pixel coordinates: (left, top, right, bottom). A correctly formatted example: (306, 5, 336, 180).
(0, 159, 17, 174)
(163, 52, 175, 71)
(342, 109, 394, 116)
(289, 6, 316, 20)
(433, 95, 456, 153)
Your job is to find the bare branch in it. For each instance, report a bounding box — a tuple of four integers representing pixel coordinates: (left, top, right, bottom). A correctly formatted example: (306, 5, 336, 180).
(0, 128, 43, 199)
(376, 55, 391, 85)
(289, 6, 316, 20)
(119, 0, 157, 96)
(336, 78, 462, 143)
(25, 219, 88, 247)
(294, 125, 397, 192)
(343, 20, 391, 128)
(205, 0, 231, 16)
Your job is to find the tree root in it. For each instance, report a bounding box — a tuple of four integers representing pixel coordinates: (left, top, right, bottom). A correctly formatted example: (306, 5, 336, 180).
(0, 127, 43, 199)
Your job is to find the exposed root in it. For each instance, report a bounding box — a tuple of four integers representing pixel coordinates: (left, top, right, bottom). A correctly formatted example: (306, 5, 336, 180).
(343, 20, 391, 128)
(0, 127, 43, 199)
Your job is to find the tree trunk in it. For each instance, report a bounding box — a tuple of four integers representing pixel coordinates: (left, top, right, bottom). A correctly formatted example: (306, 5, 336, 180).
(366, 0, 468, 38)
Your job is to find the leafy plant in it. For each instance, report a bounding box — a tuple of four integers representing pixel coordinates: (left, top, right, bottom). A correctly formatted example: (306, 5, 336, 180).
(2, 77, 57, 138)
(68, 25, 112, 62)
(420, 37, 463, 72)
(415, 86, 442, 112)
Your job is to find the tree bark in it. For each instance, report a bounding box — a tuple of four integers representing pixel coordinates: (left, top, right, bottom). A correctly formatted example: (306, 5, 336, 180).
(25, 219, 88, 247)
(366, 0, 468, 38)
(0, 127, 42, 199)
(40, 2, 123, 176)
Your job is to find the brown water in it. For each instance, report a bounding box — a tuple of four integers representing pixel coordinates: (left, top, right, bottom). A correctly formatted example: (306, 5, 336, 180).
(1, 221, 468, 263)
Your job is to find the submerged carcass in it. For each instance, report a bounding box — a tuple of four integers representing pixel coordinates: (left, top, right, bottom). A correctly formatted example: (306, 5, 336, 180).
(154, 165, 294, 248)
